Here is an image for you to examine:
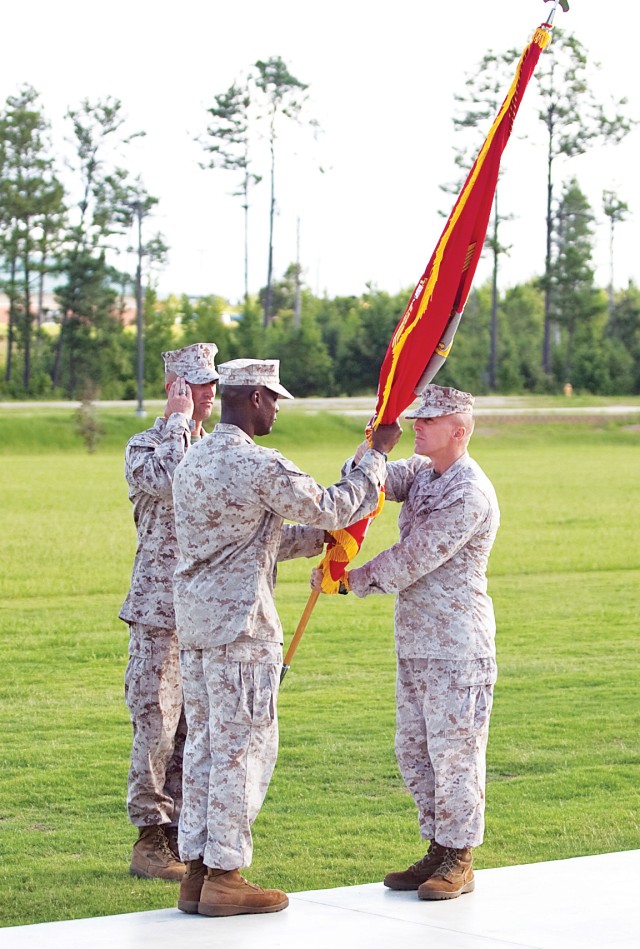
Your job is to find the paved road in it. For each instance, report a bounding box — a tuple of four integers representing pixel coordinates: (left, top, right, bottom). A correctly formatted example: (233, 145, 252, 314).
(2, 396, 639, 417)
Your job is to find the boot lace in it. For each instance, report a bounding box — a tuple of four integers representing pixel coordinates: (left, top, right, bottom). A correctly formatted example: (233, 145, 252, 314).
(411, 842, 440, 870)
(156, 827, 178, 860)
(436, 847, 460, 878)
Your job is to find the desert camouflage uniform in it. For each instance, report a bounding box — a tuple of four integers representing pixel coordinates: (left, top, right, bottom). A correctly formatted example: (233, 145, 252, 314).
(172, 422, 386, 869)
(120, 412, 198, 828)
(348, 451, 500, 848)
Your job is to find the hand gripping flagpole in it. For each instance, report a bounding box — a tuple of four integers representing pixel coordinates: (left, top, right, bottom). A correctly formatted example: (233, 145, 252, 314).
(280, 471, 385, 685)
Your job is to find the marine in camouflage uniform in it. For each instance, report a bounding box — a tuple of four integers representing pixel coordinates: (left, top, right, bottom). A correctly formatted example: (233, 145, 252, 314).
(172, 358, 401, 917)
(314, 384, 500, 901)
(120, 343, 219, 880)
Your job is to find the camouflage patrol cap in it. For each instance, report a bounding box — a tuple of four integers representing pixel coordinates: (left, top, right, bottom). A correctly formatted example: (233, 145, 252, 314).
(162, 343, 219, 384)
(405, 384, 474, 418)
(218, 358, 294, 399)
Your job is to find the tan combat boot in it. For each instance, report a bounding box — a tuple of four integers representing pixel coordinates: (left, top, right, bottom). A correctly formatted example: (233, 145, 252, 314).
(197, 868, 289, 916)
(178, 857, 207, 914)
(130, 825, 186, 881)
(383, 841, 447, 890)
(417, 846, 474, 900)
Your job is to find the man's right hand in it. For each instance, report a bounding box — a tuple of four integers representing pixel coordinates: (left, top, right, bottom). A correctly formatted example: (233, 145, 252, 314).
(165, 376, 194, 418)
(371, 420, 402, 456)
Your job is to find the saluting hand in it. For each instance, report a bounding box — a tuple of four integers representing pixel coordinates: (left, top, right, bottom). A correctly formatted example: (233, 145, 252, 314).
(165, 376, 194, 418)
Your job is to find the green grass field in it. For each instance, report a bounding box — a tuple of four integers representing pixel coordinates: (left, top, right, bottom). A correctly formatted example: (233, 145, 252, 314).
(0, 401, 639, 928)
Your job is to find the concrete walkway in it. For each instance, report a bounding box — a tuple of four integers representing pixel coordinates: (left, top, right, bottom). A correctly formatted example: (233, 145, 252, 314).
(3, 850, 638, 948)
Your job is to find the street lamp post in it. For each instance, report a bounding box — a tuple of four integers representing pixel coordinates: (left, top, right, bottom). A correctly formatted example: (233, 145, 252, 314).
(134, 201, 146, 418)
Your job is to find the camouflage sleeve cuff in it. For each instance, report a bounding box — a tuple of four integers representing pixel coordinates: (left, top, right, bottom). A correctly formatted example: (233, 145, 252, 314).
(165, 412, 191, 431)
(355, 448, 386, 487)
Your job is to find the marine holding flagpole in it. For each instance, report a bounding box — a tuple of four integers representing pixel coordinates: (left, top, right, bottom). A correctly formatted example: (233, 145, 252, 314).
(313, 384, 500, 899)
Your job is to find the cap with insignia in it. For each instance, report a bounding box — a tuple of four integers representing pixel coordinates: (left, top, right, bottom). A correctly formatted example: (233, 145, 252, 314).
(162, 343, 219, 384)
(405, 384, 474, 419)
(218, 358, 294, 400)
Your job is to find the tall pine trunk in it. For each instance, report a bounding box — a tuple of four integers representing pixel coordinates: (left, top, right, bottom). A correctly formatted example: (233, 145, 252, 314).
(488, 194, 499, 390)
(263, 131, 276, 328)
(22, 232, 32, 390)
(543, 148, 554, 375)
(4, 256, 17, 384)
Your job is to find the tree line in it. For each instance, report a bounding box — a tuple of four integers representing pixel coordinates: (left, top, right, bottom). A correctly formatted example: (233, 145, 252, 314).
(1, 35, 639, 401)
(136, 224, 640, 400)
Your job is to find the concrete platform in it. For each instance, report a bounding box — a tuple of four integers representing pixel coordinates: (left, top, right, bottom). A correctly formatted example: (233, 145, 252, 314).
(3, 849, 638, 948)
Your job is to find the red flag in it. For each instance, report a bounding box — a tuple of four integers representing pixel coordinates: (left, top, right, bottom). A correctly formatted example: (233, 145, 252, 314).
(374, 24, 553, 427)
(319, 21, 553, 592)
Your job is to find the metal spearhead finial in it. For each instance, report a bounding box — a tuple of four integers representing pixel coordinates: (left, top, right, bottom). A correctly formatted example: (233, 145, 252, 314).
(542, 0, 569, 28)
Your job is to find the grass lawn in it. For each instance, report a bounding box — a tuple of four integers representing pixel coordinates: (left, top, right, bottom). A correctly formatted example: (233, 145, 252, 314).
(0, 401, 639, 927)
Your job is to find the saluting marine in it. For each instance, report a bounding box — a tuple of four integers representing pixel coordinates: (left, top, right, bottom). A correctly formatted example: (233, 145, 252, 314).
(120, 342, 219, 881)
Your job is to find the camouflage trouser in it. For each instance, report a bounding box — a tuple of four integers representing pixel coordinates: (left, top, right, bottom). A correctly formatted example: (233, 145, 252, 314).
(179, 638, 281, 869)
(124, 623, 187, 827)
(395, 656, 497, 849)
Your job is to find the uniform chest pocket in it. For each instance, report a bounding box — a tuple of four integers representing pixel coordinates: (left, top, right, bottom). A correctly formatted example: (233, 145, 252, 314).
(410, 487, 437, 515)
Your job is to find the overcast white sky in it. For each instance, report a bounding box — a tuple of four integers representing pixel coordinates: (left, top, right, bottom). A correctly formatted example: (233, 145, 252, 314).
(4, 0, 639, 304)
